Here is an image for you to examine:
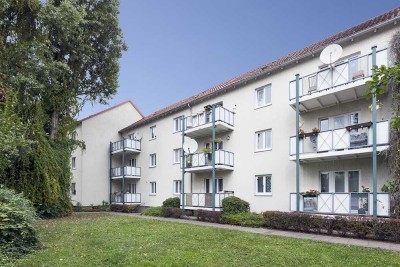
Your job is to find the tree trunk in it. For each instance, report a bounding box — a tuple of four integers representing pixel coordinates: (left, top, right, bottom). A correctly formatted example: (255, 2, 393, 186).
(50, 111, 59, 140)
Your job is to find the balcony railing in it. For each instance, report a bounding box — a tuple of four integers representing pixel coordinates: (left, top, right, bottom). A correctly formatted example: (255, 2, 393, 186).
(182, 192, 234, 208)
(184, 106, 234, 130)
(289, 192, 389, 217)
(111, 139, 141, 153)
(111, 166, 141, 178)
(184, 150, 234, 168)
(111, 193, 141, 203)
(289, 120, 389, 156)
(289, 49, 388, 100)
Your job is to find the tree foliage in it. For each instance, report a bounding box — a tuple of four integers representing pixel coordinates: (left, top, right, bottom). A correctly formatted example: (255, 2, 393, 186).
(0, 0, 126, 217)
(367, 31, 400, 218)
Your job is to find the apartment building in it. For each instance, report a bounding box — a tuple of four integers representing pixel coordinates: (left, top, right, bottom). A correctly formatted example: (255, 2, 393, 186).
(78, 8, 400, 217)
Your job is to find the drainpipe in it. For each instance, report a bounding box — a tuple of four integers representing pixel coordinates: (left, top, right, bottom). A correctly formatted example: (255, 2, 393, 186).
(212, 104, 216, 211)
(372, 46, 377, 218)
(181, 115, 186, 209)
(295, 74, 300, 213)
(109, 142, 112, 204)
(122, 139, 125, 205)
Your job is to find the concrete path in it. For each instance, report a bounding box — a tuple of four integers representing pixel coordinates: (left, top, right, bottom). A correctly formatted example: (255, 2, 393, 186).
(101, 212, 400, 252)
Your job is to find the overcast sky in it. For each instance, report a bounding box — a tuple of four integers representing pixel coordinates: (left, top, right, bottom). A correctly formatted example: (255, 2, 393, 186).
(78, 1, 400, 119)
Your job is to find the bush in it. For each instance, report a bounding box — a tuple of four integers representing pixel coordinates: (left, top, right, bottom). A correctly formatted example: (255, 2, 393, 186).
(221, 212, 264, 228)
(141, 206, 162, 217)
(222, 196, 249, 214)
(262, 211, 400, 242)
(0, 187, 39, 258)
(110, 204, 139, 213)
(73, 205, 110, 212)
(161, 207, 183, 218)
(162, 197, 180, 208)
(194, 210, 223, 223)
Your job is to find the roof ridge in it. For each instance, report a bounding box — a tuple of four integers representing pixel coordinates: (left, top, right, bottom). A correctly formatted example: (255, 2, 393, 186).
(80, 100, 144, 122)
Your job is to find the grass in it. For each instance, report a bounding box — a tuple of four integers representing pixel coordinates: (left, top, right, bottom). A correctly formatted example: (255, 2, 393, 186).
(12, 213, 400, 267)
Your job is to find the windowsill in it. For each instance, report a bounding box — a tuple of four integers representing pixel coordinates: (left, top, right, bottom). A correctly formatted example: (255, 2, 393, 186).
(149, 166, 156, 168)
(173, 162, 181, 165)
(149, 138, 156, 141)
(255, 193, 272, 196)
(149, 193, 157, 196)
(254, 103, 272, 110)
(255, 148, 272, 153)
(72, 168, 76, 170)
(173, 193, 181, 196)
(173, 130, 182, 134)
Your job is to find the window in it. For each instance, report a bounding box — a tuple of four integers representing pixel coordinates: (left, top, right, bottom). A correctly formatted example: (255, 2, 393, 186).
(320, 172, 329, 192)
(255, 175, 272, 195)
(255, 84, 271, 108)
(129, 158, 136, 167)
(320, 170, 360, 193)
(127, 134, 135, 140)
(150, 126, 156, 139)
(319, 118, 329, 132)
(205, 178, 223, 193)
(173, 148, 182, 164)
(71, 132, 77, 140)
(174, 117, 183, 132)
(71, 157, 76, 169)
(173, 180, 182, 194)
(348, 171, 359, 192)
(334, 112, 359, 129)
(150, 182, 157, 194)
(150, 154, 156, 167)
(205, 140, 223, 151)
(255, 129, 272, 151)
(128, 183, 137, 194)
(71, 183, 76, 195)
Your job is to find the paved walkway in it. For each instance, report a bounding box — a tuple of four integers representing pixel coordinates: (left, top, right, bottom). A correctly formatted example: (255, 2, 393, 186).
(103, 212, 400, 252)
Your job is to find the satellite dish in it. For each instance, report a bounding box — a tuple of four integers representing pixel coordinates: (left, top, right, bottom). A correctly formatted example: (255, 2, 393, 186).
(183, 138, 198, 154)
(320, 44, 343, 65)
(133, 132, 142, 140)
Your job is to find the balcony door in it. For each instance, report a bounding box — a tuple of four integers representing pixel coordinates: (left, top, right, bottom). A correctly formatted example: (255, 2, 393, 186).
(129, 158, 136, 167)
(205, 178, 223, 193)
(128, 183, 137, 194)
(320, 170, 360, 193)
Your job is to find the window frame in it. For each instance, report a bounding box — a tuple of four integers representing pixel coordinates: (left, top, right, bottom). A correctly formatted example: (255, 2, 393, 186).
(149, 153, 157, 168)
(255, 129, 272, 152)
(255, 175, 272, 195)
(173, 148, 182, 164)
(173, 117, 183, 133)
(150, 125, 156, 140)
(205, 178, 224, 193)
(71, 157, 76, 170)
(319, 170, 361, 193)
(150, 181, 157, 195)
(173, 180, 182, 195)
(255, 84, 272, 109)
(71, 182, 76, 195)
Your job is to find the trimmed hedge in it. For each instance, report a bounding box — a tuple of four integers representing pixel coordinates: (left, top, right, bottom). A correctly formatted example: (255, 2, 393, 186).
(141, 206, 162, 217)
(73, 205, 109, 212)
(221, 212, 264, 228)
(110, 204, 139, 213)
(161, 207, 183, 218)
(222, 196, 249, 214)
(263, 211, 400, 242)
(194, 210, 223, 223)
(162, 197, 180, 208)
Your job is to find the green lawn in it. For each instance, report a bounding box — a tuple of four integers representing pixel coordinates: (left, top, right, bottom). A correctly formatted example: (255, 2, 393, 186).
(13, 213, 400, 267)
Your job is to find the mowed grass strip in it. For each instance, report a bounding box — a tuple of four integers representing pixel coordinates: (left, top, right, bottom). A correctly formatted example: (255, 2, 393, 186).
(14, 213, 400, 267)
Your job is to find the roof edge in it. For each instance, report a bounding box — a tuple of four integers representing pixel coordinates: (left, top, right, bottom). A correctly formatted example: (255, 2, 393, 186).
(79, 100, 144, 122)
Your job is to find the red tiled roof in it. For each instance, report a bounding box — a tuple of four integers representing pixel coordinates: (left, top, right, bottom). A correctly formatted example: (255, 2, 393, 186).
(120, 7, 400, 133)
(79, 100, 144, 122)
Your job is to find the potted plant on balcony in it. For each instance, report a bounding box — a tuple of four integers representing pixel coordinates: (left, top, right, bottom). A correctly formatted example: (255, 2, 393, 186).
(186, 155, 192, 168)
(202, 147, 212, 163)
(300, 189, 320, 212)
(298, 128, 305, 138)
(310, 127, 320, 143)
(204, 105, 212, 112)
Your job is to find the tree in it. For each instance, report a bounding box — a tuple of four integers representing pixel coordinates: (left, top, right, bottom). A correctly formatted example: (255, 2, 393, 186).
(0, 0, 126, 217)
(367, 31, 400, 218)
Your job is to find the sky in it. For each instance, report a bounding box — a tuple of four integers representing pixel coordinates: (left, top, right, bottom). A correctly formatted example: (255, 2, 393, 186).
(78, 0, 400, 119)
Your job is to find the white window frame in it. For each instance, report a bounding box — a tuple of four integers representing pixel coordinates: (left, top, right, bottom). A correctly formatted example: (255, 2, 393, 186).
(205, 178, 224, 193)
(150, 182, 157, 195)
(129, 158, 136, 167)
(71, 157, 76, 169)
(333, 111, 360, 129)
(71, 132, 77, 140)
(173, 148, 182, 164)
(149, 153, 156, 167)
(173, 117, 183, 132)
(255, 129, 272, 152)
(319, 170, 361, 193)
(71, 182, 76, 195)
(255, 84, 272, 108)
(128, 183, 137, 194)
(173, 180, 182, 195)
(255, 175, 272, 195)
(150, 125, 156, 140)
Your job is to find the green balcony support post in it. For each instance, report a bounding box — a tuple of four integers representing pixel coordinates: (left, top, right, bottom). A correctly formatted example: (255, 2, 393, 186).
(212, 104, 216, 211)
(372, 46, 378, 217)
(109, 142, 112, 204)
(181, 115, 186, 210)
(122, 139, 125, 205)
(295, 74, 300, 213)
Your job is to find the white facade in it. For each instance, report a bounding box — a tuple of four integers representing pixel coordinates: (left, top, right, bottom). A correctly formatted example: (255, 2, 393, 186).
(77, 9, 400, 216)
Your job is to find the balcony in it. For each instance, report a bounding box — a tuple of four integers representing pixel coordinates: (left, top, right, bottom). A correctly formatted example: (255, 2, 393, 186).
(289, 192, 390, 217)
(289, 120, 389, 162)
(111, 166, 141, 179)
(111, 193, 141, 204)
(111, 139, 141, 155)
(289, 49, 388, 112)
(184, 106, 234, 138)
(182, 192, 234, 209)
(184, 150, 234, 173)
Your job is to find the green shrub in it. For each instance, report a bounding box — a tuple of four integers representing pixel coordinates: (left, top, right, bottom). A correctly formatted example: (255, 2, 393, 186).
(110, 204, 138, 213)
(141, 206, 162, 217)
(221, 212, 264, 228)
(222, 196, 249, 214)
(0, 187, 39, 258)
(161, 207, 183, 218)
(162, 197, 180, 208)
(194, 210, 222, 223)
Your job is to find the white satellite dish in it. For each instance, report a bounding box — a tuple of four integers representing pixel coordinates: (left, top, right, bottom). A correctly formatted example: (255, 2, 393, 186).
(320, 44, 343, 65)
(183, 138, 198, 154)
(133, 132, 142, 140)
